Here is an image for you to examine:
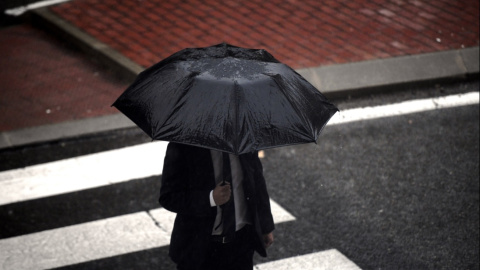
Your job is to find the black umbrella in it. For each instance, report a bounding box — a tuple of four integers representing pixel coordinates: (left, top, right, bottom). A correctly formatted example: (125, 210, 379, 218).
(113, 43, 338, 155)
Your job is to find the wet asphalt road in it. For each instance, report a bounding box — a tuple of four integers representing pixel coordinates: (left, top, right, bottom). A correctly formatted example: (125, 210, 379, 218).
(261, 101, 479, 269)
(0, 79, 478, 269)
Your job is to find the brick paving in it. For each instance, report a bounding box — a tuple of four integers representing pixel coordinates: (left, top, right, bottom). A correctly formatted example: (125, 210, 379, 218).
(0, 24, 128, 132)
(50, 0, 479, 69)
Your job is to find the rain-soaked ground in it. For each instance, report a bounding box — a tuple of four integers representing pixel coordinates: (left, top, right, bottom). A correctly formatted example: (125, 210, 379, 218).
(0, 79, 478, 269)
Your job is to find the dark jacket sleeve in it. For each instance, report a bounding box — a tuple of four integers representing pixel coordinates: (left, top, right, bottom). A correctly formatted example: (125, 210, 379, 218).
(159, 143, 215, 217)
(252, 154, 275, 234)
(241, 152, 275, 235)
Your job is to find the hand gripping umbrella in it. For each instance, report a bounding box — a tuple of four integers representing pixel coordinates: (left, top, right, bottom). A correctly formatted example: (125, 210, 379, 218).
(113, 43, 338, 155)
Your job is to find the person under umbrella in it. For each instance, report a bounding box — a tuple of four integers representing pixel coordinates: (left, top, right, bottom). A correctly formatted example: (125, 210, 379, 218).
(113, 43, 338, 269)
(160, 143, 274, 270)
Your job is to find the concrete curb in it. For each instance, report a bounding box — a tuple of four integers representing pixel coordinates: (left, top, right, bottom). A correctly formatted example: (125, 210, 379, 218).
(31, 8, 144, 82)
(1, 8, 478, 150)
(0, 114, 135, 149)
(297, 47, 479, 98)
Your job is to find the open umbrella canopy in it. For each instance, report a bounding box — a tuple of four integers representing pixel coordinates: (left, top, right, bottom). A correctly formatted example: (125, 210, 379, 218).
(113, 43, 338, 155)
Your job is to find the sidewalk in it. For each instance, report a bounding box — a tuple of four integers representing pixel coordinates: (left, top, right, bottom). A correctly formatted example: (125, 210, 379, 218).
(0, 0, 479, 149)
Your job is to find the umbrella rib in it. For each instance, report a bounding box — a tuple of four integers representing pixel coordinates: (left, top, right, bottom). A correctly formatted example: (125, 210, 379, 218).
(233, 81, 241, 155)
(266, 73, 315, 139)
(151, 72, 199, 139)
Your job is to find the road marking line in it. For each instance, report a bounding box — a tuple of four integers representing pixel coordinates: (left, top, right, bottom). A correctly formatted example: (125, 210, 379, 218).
(255, 249, 361, 270)
(0, 141, 168, 205)
(0, 211, 170, 270)
(147, 199, 296, 236)
(0, 201, 294, 270)
(328, 91, 479, 125)
(267, 199, 296, 223)
(4, 0, 72, 16)
(0, 92, 477, 206)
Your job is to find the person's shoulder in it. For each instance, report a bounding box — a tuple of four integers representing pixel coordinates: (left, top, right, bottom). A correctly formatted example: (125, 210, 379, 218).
(239, 151, 261, 163)
(166, 142, 190, 157)
(167, 142, 207, 154)
(168, 142, 182, 149)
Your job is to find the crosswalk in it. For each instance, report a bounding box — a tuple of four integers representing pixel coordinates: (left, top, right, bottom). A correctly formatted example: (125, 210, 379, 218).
(2, 92, 478, 206)
(255, 250, 361, 270)
(0, 202, 298, 270)
(1, 91, 478, 269)
(0, 141, 359, 269)
(0, 142, 167, 205)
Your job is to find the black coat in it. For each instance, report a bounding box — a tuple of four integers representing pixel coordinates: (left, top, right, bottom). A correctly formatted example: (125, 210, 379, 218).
(159, 142, 275, 266)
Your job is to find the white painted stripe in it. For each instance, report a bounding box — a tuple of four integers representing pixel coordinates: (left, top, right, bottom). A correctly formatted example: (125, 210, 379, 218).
(0, 92, 477, 206)
(0, 141, 168, 205)
(4, 0, 72, 16)
(0, 211, 170, 270)
(255, 249, 361, 270)
(268, 199, 296, 223)
(328, 92, 479, 125)
(147, 198, 296, 235)
(0, 201, 294, 270)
